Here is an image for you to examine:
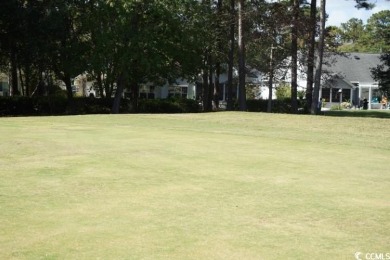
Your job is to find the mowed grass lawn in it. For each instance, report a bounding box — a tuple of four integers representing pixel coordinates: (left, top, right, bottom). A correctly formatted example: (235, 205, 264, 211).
(0, 112, 389, 259)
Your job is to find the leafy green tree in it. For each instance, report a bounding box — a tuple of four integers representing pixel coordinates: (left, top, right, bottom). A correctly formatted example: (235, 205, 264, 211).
(106, 0, 205, 113)
(340, 18, 365, 44)
(0, 0, 24, 95)
(311, 0, 376, 114)
(0, 0, 84, 99)
(372, 53, 390, 96)
(366, 10, 390, 52)
(245, 0, 313, 113)
(246, 1, 290, 112)
(354, 0, 375, 9)
(42, 0, 89, 101)
(83, 0, 121, 99)
(335, 10, 389, 53)
(371, 12, 390, 96)
(0, 0, 52, 96)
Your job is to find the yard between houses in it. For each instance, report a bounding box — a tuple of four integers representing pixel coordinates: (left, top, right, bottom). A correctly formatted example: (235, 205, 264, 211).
(0, 112, 389, 259)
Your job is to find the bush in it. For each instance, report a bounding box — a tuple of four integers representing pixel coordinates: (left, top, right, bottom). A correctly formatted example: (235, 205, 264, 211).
(3, 96, 35, 116)
(138, 98, 200, 113)
(35, 96, 68, 115)
(0, 96, 200, 116)
(275, 83, 291, 99)
(68, 97, 114, 114)
(0, 95, 110, 116)
(246, 98, 305, 113)
(246, 99, 267, 112)
(0, 96, 68, 116)
(330, 104, 342, 111)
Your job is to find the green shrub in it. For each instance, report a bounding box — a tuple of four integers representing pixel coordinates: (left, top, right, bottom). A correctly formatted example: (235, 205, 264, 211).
(0, 96, 200, 116)
(246, 99, 267, 112)
(246, 98, 305, 113)
(0, 95, 71, 116)
(68, 97, 114, 114)
(330, 104, 342, 111)
(34, 96, 68, 115)
(138, 98, 200, 113)
(275, 83, 291, 99)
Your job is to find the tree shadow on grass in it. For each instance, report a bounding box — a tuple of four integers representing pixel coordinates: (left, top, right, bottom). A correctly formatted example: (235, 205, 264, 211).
(323, 110, 390, 119)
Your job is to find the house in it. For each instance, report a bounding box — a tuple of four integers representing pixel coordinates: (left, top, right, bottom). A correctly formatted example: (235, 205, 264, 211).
(71, 70, 263, 105)
(137, 78, 197, 100)
(320, 53, 382, 109)
(258, 52, 384, 110)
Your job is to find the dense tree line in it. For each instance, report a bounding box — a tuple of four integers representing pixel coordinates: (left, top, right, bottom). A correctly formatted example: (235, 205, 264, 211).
(0, 0, 386, 114)
(333, 10, 390, 53)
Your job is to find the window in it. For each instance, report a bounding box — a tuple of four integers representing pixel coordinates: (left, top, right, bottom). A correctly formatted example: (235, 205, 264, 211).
(0, 81, 10, 96)
(168, 85, 187, 98)
(139, 85, 155, 99)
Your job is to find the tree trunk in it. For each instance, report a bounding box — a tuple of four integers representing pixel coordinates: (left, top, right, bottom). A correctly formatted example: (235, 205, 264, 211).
(290, 0, 299, 113)
(214, 62, 220, 110)
(63, 74, 73, 100)
(209, 60, 214, 110)
(226, 0, 235, 111)
(18, 65, 25, 96)
(24, 65, 31, 97)
(130, 81, 139, 113)
(305, 0, 317, 113)
(62, 74, 75, 114)
(214, 0, 223, 110)
(112, 72, 125, 114)
(237, 0, 247, 111)
(267, 46, 275, 113)
(10, 48, 20, 96)
(96, 72, 105, 98)
(202, 55, 212, 112)
(311, 0, 326, 114)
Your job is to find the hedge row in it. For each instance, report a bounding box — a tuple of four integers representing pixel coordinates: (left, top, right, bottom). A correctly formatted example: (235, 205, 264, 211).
(246, 98, 307, 113)
(0, 96, 201, 116)
(138, 98, 200, 113)
(0, 96, 305, 116)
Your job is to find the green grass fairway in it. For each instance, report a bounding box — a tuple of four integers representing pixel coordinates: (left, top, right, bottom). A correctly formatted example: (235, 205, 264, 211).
(0, 112, 389, 259)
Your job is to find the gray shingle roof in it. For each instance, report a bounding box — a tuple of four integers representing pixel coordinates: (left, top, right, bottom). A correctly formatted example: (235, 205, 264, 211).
(323, 52, 381, 85)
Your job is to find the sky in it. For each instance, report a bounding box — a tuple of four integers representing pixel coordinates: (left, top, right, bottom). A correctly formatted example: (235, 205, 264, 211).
(326, 0, 389, 27)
